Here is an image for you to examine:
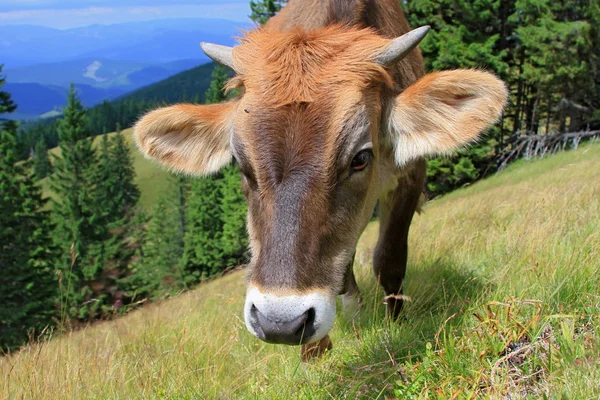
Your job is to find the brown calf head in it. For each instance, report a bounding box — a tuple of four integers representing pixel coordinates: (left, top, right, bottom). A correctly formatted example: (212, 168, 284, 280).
(134, 25, 507, 345)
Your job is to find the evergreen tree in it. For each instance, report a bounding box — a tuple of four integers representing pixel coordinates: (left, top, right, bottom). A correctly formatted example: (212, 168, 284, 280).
(88, 124, 143, 311)
(131, 194, 185, 299)
(249, 0, 286, 24)
(0, 74, 56, 350)
(94, 134, 113, 214)
(49, 84, 104, 320)
(219, 164, 249, 268)
(510, 0, 597, 132)
(87, 132, 120, 291)
(0, 65, 17, 133)
(204, 65, 230, 104)
(405, 0, 509, 75)
(110, 125, 140, 212)
(33, 139, 52, 180)
(182, 173, 224, 283)
(95, 125, 140, 221)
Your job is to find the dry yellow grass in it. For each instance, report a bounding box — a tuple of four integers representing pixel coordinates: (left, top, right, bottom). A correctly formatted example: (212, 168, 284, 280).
(3, 143, 599, 399)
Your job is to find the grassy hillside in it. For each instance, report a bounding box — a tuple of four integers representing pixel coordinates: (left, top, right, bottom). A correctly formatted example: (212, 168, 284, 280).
(5, 143, 599, 398)
(42, 128, 174, 210)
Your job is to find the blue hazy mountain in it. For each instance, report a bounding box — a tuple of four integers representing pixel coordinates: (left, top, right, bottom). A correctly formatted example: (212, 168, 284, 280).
(5, 82, 127, 120)
(1, 18, 249, 119)
(3, 59, 208, 120)
(5, 59, 202, 89)
(0, 18, 246, 66)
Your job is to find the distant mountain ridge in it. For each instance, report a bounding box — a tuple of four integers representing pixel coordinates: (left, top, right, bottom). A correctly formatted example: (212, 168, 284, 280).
(116, 62, 225, 105)
(0, 18, 248, 67)
(1, 17, 248, 119)
(5, 58, 202, 89)
(3, 59, 206, 119)
(6, 82, 127, 120)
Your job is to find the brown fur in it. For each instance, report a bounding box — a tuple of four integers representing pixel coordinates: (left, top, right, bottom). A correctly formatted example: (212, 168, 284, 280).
(134, 103, 236, 175)
(133, 0, 508, 329)
(229, 26, 392, 106)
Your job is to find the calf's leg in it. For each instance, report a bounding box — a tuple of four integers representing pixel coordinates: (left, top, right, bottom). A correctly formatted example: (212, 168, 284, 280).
(373, 160, 426, 319)
(342, 253, 362, 319)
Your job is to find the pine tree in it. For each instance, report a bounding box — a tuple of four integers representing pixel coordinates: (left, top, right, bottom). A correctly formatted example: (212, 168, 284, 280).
(87, 132, 120, 295)
(94, 125, 140, 222)
(131, 194, 185, 299)
(249, 0, 286, 24)
(94, 133, 113, 213)
(204, 65, 230, 104)
(511, 0, 596, 133)
(0, 72, 56, 350)
(87, 124, 143, 312)
(182, 173, 224, 283)
(110, 126, 140, 213)
(49, 84, 104, 320)
(219, 164, 249, 269)
(0, 65, 17, 133)
(105, 125, 142, 305)
(33, 139, 52, 180)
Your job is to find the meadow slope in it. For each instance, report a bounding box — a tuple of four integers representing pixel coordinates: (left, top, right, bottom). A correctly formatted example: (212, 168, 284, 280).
(42, 128, 174, 210)
(4, 143, 600, 399)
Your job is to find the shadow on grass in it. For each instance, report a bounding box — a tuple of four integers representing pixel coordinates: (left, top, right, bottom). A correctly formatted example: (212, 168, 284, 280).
(332, 258, 493, 395)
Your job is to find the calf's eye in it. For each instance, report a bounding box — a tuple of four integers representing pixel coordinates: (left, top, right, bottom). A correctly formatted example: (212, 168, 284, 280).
(351, 150, 372, 172)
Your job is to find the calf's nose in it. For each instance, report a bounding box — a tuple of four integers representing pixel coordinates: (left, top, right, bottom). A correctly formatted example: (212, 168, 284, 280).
(249, 304, 316, 345)
(244, 287, 337, 346)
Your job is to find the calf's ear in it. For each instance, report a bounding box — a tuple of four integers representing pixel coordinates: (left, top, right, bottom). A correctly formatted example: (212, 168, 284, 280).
(387, 69, 508, 166)
(134, 102, 236, 175)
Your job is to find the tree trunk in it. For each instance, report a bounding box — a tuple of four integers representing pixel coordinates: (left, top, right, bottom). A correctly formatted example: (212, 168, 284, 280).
(512, 47, 526, 137)
(545, 93, 552, 135)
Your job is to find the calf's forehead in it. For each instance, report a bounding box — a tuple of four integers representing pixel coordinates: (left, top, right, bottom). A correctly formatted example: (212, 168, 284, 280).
(232, 101, 335, 182)
(230, 26, 392, 106)
(231, 87, 379, 181)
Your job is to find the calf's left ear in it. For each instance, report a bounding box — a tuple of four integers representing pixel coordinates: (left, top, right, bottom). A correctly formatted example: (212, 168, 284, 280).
(387, 69, 508, 166)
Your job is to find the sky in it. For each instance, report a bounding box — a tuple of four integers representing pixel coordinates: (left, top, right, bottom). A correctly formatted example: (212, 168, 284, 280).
(0, 0, 252, 29)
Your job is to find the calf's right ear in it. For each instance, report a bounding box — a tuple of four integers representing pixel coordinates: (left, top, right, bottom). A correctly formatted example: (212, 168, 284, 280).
(134, 102, 236, 176)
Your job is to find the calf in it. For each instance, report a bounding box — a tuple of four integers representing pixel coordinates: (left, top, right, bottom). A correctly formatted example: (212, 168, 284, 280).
(134, 0, 507, 356)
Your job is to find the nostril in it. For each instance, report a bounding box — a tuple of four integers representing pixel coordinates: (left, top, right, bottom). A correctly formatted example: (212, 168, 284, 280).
(294, 308, 316, 340)
(306, 307, 315, 326)
(249, 303, 318, 345)
(249, 303, 259, 323)
(249, 304, 266, 340)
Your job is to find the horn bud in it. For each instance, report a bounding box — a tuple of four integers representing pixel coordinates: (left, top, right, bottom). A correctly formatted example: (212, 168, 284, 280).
(200, 42, 236, 71)
(374, 26, 431, 66)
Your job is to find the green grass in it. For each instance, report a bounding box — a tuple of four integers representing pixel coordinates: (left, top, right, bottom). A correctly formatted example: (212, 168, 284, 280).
(5, 143, 600, 398)
(42, 128, 175, 210)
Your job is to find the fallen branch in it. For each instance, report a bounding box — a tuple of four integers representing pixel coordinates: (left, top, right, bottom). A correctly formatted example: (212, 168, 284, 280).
(497, 130, 600, 171)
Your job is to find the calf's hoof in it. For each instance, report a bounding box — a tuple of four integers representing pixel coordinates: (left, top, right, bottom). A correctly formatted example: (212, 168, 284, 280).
(384, 292, 411, 320)
(301, 335, 333, 362)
